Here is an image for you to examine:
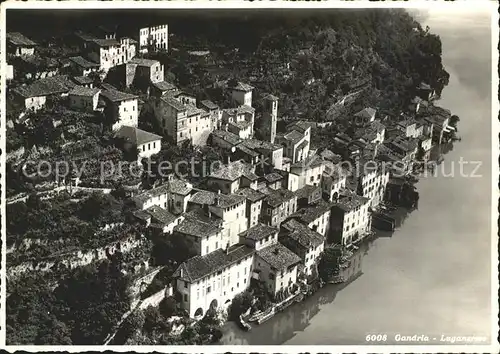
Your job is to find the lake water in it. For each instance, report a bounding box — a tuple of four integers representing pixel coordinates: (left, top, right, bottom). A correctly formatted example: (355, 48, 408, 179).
(221, 9, 493, 345)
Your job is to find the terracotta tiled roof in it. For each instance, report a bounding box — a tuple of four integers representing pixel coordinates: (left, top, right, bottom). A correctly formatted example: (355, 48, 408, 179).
(69, 86, 100, 97)
(209, 160, 258, 182)
(229, 81, 254, 92)
(236, 187, 266, 202)
(282, 219, 325, 249)
(7, 32, 37, 46)
(152, 81, 177, 92)
(100, 89, 138, 102)
(240, 223, 278, 241)
(69, 56, 100, 69)
(257, 242, 301, 271)
(129, 58, 159, 67)
(289, 200, 331, 225)
(173, 244, 255, 282)
(264, 188, 296, 208)
(114, 126, 162, 146)
(13, 75, 75, 98)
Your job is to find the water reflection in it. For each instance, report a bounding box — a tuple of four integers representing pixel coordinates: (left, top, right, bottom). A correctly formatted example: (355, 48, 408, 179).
(221, 140, 461, 345)
(221, 241, 369, 345)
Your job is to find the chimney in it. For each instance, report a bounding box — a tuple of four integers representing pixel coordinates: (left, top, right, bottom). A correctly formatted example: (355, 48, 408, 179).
(215, 191, 220, 206)
(226, 155, 231, 165)
(273, 248, 279, 255)
(225, 243, 230, 254)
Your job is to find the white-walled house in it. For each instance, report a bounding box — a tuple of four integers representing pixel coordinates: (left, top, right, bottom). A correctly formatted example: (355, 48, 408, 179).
(236, 187, 266, 229)
(280, 218, 325, 277)
(139, 24, 169, 53)
(288, 199, 331, 238)
(152, 96, 214, 146)
(99, 89, 139, 131)
(239, 223, 279, 251)
(86, 37, 137, 72)
(133, 178, 193, 214)
(329, 191, 371, 246)
(353, 162, 390, 208)
(228, 81, 253, 107)
(174, 209, 228, 257)
(173, 244, 255, 318)
(188, 190, 248, 247)
(276, 122, 311, 164)
(114, 126, 162, 160)
(126, 58, 164, 90)
(7, 32, 37, 57)
(12, 75, 75, 112)
(289, 154, 326, 189)
(207, 160, 259, 195)
(68, 56, 100, 77)
(68, 86, 101, 112)
(254, 242, 301, 297)
(133, 205, 184, 234)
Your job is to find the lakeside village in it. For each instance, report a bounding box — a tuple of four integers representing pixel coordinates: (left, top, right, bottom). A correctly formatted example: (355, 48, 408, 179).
(5, 25, 460, 344)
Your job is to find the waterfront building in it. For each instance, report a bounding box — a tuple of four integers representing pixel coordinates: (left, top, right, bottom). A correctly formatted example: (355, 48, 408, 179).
(329, 191, 371, 246)
(416, 82, 436, 101)
(254, 242, 301, 297)
(351, 160, 390, 208)
(396, 118, 423, 138)
(280, 218, 325, 277)
(421, 105, 451, 144)
(173, 244, 255, 318)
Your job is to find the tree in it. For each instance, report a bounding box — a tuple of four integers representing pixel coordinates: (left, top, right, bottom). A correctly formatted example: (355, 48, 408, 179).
(228, 291, 253, 320)
(35, 319, 73, 345)
(318, 247, 343, 282)
(159, 296, 178, 318)
(121, 311, 145, 341)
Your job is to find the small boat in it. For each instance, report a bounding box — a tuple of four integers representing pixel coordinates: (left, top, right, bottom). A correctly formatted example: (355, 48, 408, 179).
(247, 310, 262, 323)
(238, 315, 252, 331)
(256, 307, 276, 324)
